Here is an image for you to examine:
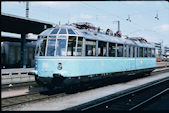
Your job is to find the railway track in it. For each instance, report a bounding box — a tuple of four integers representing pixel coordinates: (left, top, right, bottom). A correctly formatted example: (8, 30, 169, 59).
(65, 74, 169, 111)
(1, 91, 66, 111)
(1, 81, 37, 91)
(129, 88, 169, 111)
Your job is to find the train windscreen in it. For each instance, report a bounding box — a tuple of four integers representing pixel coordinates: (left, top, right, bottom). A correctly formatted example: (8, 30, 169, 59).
(46, 38, 56, 56)
(56, 39, 66, 56)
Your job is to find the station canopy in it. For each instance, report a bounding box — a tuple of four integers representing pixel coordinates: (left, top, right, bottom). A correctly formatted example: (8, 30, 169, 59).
(1, 13, 53, 34)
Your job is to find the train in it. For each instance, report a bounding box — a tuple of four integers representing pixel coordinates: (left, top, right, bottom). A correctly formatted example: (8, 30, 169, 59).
(29, 22, 156, 89)
(1, 41, 36, 68)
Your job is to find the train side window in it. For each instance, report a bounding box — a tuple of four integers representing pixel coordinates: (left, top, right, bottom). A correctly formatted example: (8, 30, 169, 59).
(98, 41, 107, 56)
(39, 39, 47, 56)
(152, 48, 155, 57)
(130, 46, 132, 57)
(59, 29, 67, 34)
(117, 44, 123, 57)
(50, 29, 59, 34)
(137, 47, 139, 57)
(68, 29, 76, 34)
(124, 45, 127, 57)
(76, 37, 83, 56)
(67, 36, 76, 56)
(85, 39, 96, 56)
(133, 46, 135, 57)
(144, 48, 148, 57)
(128, 46, 131, 57)
(148, 48, 151, 57)
(35, 38, 41, 56)
(35, 46, 39, 56)
(109, 43, 116, 57)
(139, 47, 143, 57)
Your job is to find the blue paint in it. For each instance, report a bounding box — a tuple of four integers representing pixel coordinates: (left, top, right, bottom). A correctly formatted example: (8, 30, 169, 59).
(35, 56, 156, 78)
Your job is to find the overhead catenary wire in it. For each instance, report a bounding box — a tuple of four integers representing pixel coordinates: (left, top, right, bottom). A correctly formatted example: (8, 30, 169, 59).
(80, 2, 167, 38)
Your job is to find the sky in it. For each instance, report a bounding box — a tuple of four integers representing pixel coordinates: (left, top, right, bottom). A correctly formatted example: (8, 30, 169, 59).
(1, 1, 169, 47)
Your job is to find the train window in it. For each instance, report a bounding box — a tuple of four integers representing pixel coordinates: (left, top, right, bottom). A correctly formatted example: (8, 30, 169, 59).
(139, 47, 143, 57)
(49, 36, 57, 38)
(86, 39, 96, 56)
(144, 48, 148, 57)
(137, 47, 139, 57)
(148, 48, 151, 57)
(39, 39, 47, 56)
(128, 46, 131, 57)
(98, 41, 107, 56)
(133, 46, 135, 57)
(58, 35, 67, 38)
(50, 29, 59, 34)
(117, 44, 123, 57)
(124, 45, 127, 57)
(39, 28, 52, 36)
(56, 39, 67, 56)
(109, 43, 116, 57)
(68, 29, 76, 34)
(76, 37, 83, 56)
(35, 39, 40, 56)
(152, 48, 155, 57)
(59, 29, 67, 34)
(46, 39, 56, 56)
(67, 36, 76, 56)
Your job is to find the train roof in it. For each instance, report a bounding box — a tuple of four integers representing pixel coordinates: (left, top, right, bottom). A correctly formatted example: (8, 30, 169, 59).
(39, 25, 155, 48)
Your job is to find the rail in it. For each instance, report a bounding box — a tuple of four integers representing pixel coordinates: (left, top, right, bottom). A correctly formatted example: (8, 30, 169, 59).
(1, 91, 66, 110)
(65, 73, 169, 111)
(129, 88, 169, 111)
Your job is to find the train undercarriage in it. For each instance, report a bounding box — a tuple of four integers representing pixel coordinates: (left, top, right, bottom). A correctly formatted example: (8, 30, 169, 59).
(33, 68, 155, 90)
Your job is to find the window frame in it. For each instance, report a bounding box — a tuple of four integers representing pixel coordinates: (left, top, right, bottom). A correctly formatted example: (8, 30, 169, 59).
(67, 36, 77, 56)
(108, 42, 116, 57)
(46, 37, 57, 56)
(117, 43, 124, 57)
(98, 41, 108, 57)
(85, 39, 97, 56)
(76, 36, 84, 56)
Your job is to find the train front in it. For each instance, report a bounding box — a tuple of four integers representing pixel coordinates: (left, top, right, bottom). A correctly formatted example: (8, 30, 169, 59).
(29, 25, 82, 89)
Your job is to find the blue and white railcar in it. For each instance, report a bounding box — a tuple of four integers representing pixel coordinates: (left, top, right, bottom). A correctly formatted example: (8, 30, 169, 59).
(29, 24, 156, 89)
